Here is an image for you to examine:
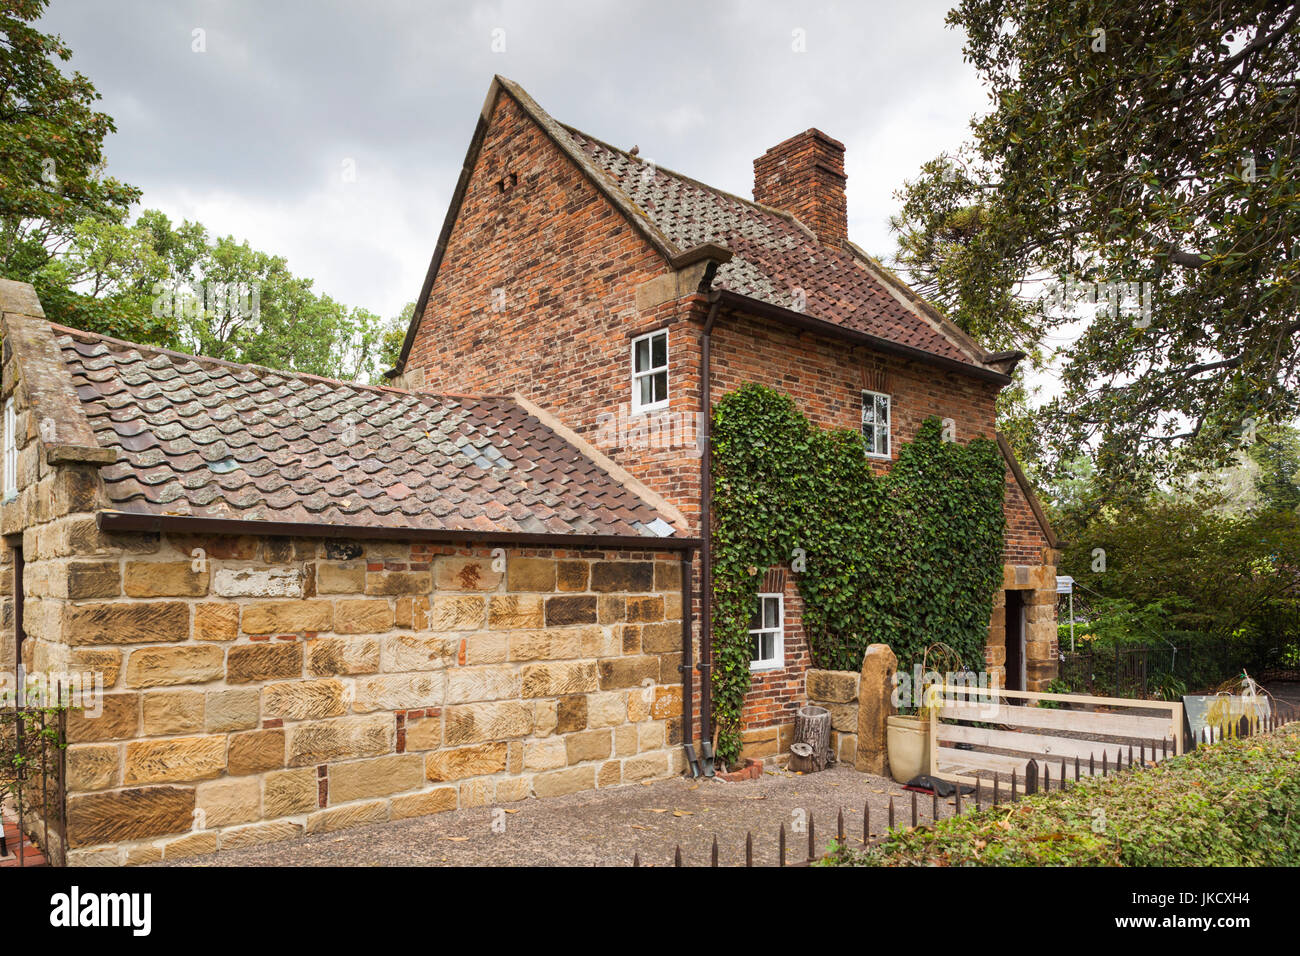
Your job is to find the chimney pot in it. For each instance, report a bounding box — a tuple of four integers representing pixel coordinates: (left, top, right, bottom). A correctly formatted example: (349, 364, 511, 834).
(753, 129, 848, 245)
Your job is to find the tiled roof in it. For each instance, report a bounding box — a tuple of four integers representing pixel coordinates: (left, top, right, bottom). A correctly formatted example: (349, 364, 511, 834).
(56, 327, 677, 539)
(559, 128, 978, 366)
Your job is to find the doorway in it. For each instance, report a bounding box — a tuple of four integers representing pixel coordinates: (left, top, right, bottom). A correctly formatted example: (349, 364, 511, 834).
(1004, 589, 1026, 693)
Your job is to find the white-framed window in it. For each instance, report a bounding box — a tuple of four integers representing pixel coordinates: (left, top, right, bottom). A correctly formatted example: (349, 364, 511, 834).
(749, 592, 784, 671)
(862, 389, 891, 458)
(3, 399, 15, 501)
(631, 329, 668, 414)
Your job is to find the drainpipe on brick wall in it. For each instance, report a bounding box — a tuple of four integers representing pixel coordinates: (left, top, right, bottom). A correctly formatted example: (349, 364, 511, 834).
(679, 546, 700, 777)
(697, 293, 723, 772)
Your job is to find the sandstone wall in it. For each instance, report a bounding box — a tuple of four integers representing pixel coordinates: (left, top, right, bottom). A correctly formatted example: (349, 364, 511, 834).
(27, 532, 686, 865)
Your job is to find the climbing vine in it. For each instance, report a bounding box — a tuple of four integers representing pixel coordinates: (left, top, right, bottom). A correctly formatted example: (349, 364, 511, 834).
(710, 384, 1006, 767)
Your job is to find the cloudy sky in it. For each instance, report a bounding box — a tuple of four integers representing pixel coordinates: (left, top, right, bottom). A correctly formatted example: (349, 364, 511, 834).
(40, 0, 990, 321)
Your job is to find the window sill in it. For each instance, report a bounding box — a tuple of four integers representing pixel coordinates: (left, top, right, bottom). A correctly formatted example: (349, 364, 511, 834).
(750, 661, 783, 673)
(629, 402, 670, 417)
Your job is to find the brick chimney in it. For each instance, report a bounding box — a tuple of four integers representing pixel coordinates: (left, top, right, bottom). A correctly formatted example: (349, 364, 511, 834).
(753, 129, 848, 245)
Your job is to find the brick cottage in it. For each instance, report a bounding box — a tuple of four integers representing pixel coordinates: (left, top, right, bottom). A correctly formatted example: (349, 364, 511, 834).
(387, 77, 1060, 761)
(0, 76, 1057, 864)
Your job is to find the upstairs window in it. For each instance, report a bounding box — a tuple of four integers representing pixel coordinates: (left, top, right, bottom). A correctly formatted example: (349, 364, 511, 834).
(749, 593, 784, 671)
(3, 399, 15, 500)
(862, 389, 891, 459)
(631, 329, 668, 414)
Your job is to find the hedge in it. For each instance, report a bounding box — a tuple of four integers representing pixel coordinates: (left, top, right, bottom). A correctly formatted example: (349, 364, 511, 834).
(821, 722, 1300, 866)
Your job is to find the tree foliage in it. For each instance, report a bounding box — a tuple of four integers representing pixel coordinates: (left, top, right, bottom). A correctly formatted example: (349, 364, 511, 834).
(893, 1, 1300, 486)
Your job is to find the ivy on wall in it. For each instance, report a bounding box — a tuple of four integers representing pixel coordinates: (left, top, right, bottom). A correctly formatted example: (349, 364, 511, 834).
(710, 383, 1006, 767)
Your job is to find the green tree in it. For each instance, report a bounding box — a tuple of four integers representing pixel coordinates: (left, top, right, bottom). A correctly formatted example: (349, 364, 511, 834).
(892, 1, 1300, 487)
(1, 0, 139, 290)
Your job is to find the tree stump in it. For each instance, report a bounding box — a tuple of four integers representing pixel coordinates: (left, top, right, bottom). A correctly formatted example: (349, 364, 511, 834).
(790, 705, 832, 773)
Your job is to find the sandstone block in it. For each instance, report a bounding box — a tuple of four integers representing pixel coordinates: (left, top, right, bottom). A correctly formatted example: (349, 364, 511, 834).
(262, 768, 318, 817)
(142, 690, 205, 735)
(445, 664, 520, 704)
(639, 621, 679, 654)
(545, 595, 597, 626)
(205, 688, 260, 733)
(565, 728, 611, 764)
(210, 566, 304, 598)
(651, 684, 680, 720)
(287, 714, 392, 767)
(434, 555, 502, 592)
(240, 601, 332, 635)
(591, 561, 653, 593)
(66, 743, 119, 792)
(506, 557, 554, 592)
(598, 655, 659, 690)
(125, 644, 224, 688)
(365, 570, 431, 596)
(424, 741, 507, 781)
(328, 753, 424, 804)
(124, 735, 226, 784)
(227, 728, 285, 776)
(622, 751, 670, 782)
(524, 737, 567, 771)
(333, 599, 395, 634)
(226, 642, 303, 683)
(855, 643, 897, 776)
(520, 660, 598, 698)
(193, 603, 239, 641)
(556, 560, 589, 591)
(557, 695, 587, 733)
(262, 678, 347, 720)
(65, 601, 189, 645)
(390, 787, 457, 819)
(66, 785, 195, 848)
(196, 776, 261, 827)
(317, 562, 366, 594)
(307, 636, 380, 676)
(489, 594, 544, 629)
(65, 692, 138, 743)
(588, 690, 628, 727)
(405, 715, 442, 751)
(807, 668, 859, 704)
(64, 561, 121, 599)
(458, 777, 494, 808)
(69, 647, 121, 686)
(220, 820, 303, 850)
(443, 701, 533, 745)
(352, 672, 442, 712)
(533, 765, 595, 798)
(428, 595, 486, 630)
(495, 776, 532, 802)
(163, 831, 218, 859)
(125, 561, 209, 597)
(382, 633, 455, 672)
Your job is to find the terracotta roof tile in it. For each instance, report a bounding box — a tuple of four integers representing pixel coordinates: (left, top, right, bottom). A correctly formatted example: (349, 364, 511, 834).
(54, 327, 678, 541)
(559, 125, 977, 365)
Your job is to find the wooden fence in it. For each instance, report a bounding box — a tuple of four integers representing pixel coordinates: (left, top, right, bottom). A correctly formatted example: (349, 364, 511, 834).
(927, 684, 1185, 787)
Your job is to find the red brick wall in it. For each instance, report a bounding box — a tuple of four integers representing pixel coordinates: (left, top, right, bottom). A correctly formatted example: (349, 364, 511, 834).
(401, 91, 1051, 744)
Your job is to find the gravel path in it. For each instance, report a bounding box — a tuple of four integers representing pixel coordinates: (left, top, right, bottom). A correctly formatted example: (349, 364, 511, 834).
(154, 765, 947, 867)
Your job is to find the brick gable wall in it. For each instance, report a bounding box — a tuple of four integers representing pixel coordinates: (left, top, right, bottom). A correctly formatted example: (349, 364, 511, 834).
(401, 92, 1056, 755)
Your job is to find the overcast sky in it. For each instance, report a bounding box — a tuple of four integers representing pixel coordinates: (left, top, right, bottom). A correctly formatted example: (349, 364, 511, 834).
(40, 0, 990, 321)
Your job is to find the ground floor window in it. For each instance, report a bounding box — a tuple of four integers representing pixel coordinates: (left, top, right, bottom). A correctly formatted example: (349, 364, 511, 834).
(749, 593, 784, 671)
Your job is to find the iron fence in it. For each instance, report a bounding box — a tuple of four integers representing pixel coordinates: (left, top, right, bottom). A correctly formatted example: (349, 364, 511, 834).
(0, 701, 67, 867)
(639, 709, 1295, 866)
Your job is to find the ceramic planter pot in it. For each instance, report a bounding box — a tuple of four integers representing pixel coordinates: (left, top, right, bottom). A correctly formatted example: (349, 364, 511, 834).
(886, 714, 930, 784)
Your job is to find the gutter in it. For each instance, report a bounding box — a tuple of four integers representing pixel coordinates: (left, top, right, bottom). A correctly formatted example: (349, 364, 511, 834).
(95, 511, 701, 552)
(713, 289, 1014, 386)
